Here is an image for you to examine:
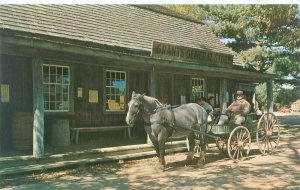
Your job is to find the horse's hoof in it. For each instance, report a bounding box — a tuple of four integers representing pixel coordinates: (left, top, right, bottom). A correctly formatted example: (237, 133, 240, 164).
(185, 156, 193, 165)
(197, 158, 205, 167)
(185, 160, 192, 166)
(160, 165, 166, 171)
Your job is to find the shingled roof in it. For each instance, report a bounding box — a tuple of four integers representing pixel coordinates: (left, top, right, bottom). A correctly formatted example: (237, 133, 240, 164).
(0, 4, 241, 65)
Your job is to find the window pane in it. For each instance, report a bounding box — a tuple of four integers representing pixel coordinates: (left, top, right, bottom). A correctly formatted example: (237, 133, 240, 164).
(63, 76, 69, 84)
(192, 78, 205, 103)
(43, 64, 70, 111)
(57, 67, 62, 75)
(63, 67, 68, 76)
(105, 70, 126, 111)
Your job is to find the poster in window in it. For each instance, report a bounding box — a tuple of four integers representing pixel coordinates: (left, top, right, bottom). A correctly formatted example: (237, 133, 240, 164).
(1, 84, 10, 103)
(89, 90, 98, 103)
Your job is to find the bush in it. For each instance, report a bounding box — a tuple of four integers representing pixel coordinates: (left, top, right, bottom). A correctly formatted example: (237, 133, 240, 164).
(255, 83, 300, 111)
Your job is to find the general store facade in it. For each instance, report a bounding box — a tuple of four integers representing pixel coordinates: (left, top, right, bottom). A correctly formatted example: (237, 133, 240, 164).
(0, 5, 275, 156)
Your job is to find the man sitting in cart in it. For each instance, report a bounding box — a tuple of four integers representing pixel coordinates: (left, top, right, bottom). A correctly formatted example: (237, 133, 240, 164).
(197, 97, 213, 114)
(217, 90, 251, 125)
(197, 97, 214, 122)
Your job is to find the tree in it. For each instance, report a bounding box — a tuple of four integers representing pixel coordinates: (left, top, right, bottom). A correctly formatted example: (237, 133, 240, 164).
(164, 5, 300, 109)
(201, 5, 300, 86)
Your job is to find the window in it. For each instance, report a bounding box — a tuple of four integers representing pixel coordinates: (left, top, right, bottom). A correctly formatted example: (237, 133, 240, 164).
(192, 78, 205, 102)
(43, 64, 70, 112)
(105, 70, 126, 111)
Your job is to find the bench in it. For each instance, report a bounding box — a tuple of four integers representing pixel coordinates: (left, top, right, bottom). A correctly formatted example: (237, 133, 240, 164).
(70, 125, 133, 144)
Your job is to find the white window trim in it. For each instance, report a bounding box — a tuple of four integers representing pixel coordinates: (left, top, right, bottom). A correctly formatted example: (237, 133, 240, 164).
(104, 69, 127, 112)
(42, 64, 70, 112)
(191, 77, 206, 103)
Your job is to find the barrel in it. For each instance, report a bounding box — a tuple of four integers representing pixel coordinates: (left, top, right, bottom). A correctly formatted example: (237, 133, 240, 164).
(11, 112, 33, 150)
(51, 119, 70, 146)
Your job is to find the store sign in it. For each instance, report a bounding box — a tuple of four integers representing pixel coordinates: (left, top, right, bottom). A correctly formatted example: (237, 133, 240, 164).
(151, 41, 233, 66)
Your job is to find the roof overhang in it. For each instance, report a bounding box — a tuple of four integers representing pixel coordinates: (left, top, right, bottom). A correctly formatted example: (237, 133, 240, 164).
(0, 32, 276, 83)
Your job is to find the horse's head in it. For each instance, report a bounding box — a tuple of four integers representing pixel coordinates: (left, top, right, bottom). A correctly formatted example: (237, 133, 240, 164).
(126, 91, 145, 126)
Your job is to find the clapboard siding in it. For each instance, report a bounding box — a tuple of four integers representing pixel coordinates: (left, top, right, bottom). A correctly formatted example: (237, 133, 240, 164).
(0, 54, 33, 149)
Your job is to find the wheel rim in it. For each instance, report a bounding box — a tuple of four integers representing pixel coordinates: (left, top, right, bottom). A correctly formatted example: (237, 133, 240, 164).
(256, 112, 280, 155)
(186, 134, 202, 157)
(193, 133, 202, 157)
(227, 126, 251, 162)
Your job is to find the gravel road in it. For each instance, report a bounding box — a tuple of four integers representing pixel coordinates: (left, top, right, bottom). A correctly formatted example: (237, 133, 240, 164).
(2, 113, 300, 190)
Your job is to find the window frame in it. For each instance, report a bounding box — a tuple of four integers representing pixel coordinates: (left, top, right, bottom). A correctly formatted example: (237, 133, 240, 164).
(42, 63, 72, 113)
(191, 77, 206, 103)
(103, 69, 127, 113)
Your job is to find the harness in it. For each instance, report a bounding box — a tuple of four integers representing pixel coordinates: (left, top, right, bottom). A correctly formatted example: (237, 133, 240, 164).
(149, 106, 177, 138)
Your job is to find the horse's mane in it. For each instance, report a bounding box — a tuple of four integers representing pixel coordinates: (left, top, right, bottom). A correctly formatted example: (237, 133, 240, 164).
(132, 93, 162, 106)
(132, 93, 164, 114)
(143, 95, 164, 107)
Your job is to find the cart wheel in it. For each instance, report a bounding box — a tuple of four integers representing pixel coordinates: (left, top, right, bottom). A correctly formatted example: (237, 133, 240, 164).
(186, 134, 202, 157)
(256, 112, 280, 155)
(227, 126, 251, 162)
(215, 137, 226, 153)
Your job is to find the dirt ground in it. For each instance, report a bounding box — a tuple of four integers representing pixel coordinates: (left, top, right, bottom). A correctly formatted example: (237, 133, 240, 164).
(1, 113, 300, 190)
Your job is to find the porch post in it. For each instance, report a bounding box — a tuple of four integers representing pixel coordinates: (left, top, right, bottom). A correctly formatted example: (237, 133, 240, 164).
(267, 80, 274, 113)
(219, 78, 227, 109)
(150, 66, 156, 97)
(147, 66, 156, 145)
(0, 60, 2, 154)
(32, 57, 44, 158)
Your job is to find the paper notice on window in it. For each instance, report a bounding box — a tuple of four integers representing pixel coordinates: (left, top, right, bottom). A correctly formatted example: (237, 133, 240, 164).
(89, 90, 98, 103)
(120, 96, 125, 103)
(77, 87, 83, 98)
(1, 84, 10, 103)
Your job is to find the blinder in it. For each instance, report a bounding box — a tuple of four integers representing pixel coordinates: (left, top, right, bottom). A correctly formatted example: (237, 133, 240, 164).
(128, 98, 144, 123)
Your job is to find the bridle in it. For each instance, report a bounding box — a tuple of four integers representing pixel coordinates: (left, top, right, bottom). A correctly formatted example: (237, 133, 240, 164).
(128, 98, 144, 124)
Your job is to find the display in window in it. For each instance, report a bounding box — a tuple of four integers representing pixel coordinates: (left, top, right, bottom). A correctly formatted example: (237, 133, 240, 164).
(105, 70, 126, 111)
(42, 64, 70, 111)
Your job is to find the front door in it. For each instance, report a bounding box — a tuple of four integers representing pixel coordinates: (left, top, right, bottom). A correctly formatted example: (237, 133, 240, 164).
(156, 74, 172, 104)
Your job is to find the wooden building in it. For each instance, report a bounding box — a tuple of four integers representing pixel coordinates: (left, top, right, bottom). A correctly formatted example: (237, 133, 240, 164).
(0, 5, 275, 156)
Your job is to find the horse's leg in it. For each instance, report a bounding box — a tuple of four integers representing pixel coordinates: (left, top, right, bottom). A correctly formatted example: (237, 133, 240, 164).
(185, 132, 195, 165)
(157, 129, 168, 171)
(144, 125, 160, 157)
(197, 124, 207, 166)
(148, 135, 160, 157)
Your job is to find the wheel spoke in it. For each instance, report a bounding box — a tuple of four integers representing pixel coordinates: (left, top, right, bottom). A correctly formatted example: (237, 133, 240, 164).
(236, 132, 239, 142)
(240, 148, 244, 158)
(236, 149, 240, 160)
(242, 136, 250, 143)
(263, 138, 267, 153)
(269, 138, 274, 150)
(239, 130, 243, 140)
(233, 147, 238, 158)
(271, 138, 279, 146)
(266, 136, 270, 152)
(231, 144, 238, 151)
(241, 130, 246, 140)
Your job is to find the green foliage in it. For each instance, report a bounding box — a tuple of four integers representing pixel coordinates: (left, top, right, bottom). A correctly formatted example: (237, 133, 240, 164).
(163, 5, 300, 108)
(162, 5, 208, 21)
(256, 83, 300, 111)
(274, 87, 300, 110)
(255, 83, 268, 110)
(203, 5, 299, 81)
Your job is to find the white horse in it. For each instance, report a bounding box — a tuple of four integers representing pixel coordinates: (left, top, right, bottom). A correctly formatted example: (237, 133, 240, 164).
(126, 91, 207, 170)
